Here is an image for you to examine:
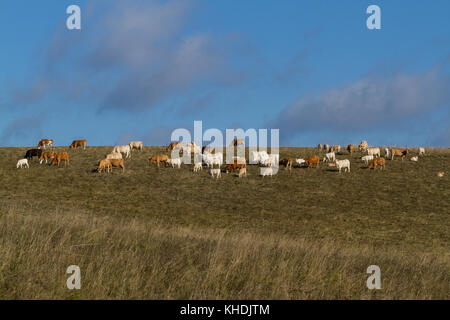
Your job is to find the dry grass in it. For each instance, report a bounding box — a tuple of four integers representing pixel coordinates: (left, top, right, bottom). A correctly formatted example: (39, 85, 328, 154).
(0, 146, 449, 299)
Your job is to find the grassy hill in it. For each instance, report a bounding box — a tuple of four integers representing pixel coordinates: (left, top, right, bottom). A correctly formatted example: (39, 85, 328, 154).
(0, 146, 448, 299)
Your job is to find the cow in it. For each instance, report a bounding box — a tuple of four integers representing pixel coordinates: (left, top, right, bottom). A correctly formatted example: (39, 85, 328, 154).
(323, 144, 329, 153)
(410, 156, 418, 162)
(37, 139, 54, 149)
(230, 138, 245, 147)
(279, 158, 293, 171)
(70, 139, 87, 150)
(39, 151, 57, 164)
(335, 159, 350, 173)
(330, 145, 341, 153)
(419, 147, 425, 156)
(98, 159, 112, 173)
(437, 172, 445, 177)
(367, 147, 381, 158)
(167, 142, 184, 152)
(203, 152, 223, 168)
(112, 145, 131, 158)
(260, 167, 273, 178)
(149, 155, 169, 168)
(202, 146, 214, 154)
(261, 154, 279, 167)
(305, 156, 320, 168)
(347, 144, 354, 154)
(359, 140, 368, 152)
(50, 152, 69, 167)
(322, 152, 335, 162)
(16, 159, 29, 169)
(106, 152, 122, 160)
(108, 159, 125, 172)
(361, 155, 374, 165)
(226, 159, 246, 173)
(209, 168, 221, 179)
(128, 141, 143, 151)
(318, 144, 323, 151)
(25, 149, 42, 161)
(295, 158, 306, 167)
(384, 148, 390, 158)
(391, 148, 408, 161)
(238, 167, 247, 178)
(193, 163, 202, 172)
(368, 157, 385, 170)
(167, 158, 182, 169)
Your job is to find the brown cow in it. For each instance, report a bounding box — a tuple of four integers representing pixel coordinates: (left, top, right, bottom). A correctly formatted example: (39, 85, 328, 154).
(305, 156, 320, 168)
(50, 152, 69, 166)
(98, 159, 112, 173)
(368, 157, 385, 170)
(70, 139, 87, 150)
(226, 159, 246, 173)
(359, 140, 368, 152)
(167, 142, 184, 152)
(39, 151, 57, 164)
(149, 155, 169, 168)
(279, 158, 293, 171)
(37, 139, 54, 149)
(391, 148, 409, 161)
(347, 144, 354, 154)
(108, 159, 125, 172)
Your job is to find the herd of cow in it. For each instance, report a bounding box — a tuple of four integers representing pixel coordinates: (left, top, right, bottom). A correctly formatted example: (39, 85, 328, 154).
(15, 139, 434, 178)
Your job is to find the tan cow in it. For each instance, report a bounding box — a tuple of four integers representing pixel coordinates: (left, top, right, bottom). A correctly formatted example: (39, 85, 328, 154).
(305, 156, 320, 168)
(98, 159, 112, 173)
(347, 144, 354, 154)
(318, 144, 323, 151)
(106, 152, 122, 160)
(323, 144, 329, 152)
(108, 159, 125, 172)
(359, 140, 368, 152)
(50, 152, 69, 166)
(279, 158, 293, 171)
(330, 145, 341, 153)
(167, 142, 184, 152)
(391, 148, 409, 161)
(368, 158, 385, 170)
(39, 151, 57, 164)
(70, 139, 87, 150)
(129, 141, 143, 151)
(149, 155, 169, 168)
(230, 138, 245, 147)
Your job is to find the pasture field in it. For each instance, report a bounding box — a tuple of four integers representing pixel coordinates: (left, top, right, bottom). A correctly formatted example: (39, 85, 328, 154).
(0, 146, 448, 299)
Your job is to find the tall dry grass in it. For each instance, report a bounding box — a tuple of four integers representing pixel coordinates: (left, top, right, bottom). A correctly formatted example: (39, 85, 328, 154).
(0, 205, 448, 299)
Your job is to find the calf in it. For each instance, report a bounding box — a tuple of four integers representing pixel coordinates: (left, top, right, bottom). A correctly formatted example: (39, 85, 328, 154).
(410, 156, 418, 162)
(98, 159, 112, 173)
(391, 148, 408, 161)
(295, 158, 306, 167)
(361, 155, 374, 165)
(193, 163, 202, 172)
(279, 158, 293, 171)
(305, 156, 320, 168)
(419, 147, 425, 156)
(51, 152, 69, 167)
(322, 152, 335, 162)
(209, 168, 221, 179)
(368, 158, 385, 170)
(16, 159, 29, 169)
(168, 158, 182, 169)
(238, 167, 247, 178)
(335, 159, 350, 173)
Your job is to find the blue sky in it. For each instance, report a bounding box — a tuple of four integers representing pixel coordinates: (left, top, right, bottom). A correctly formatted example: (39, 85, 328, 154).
(1, 0, 449, 147)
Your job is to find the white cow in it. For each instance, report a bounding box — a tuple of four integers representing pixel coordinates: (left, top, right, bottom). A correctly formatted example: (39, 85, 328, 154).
(260, 167, 274, 178)
(384, 148, 390, 158)
(367, 147, 381, 158)
(168, 158, 182, 168)
(322, 152, 335, 162)
(209, 168, 221, 179)
(361, 155, 374, 165)
(203, 152, 223, 168)
(16, 159, 29, 169)
(128, 141, 143, 151)
(295, 158, 306, 167)
(419, 148, 425, 156)
(411, 156, 418, 162)
(106, 152, 122, 160)
(193, 163, 202, 172)
(112, 145, 131, 158)
(335, 159, 350, 173)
